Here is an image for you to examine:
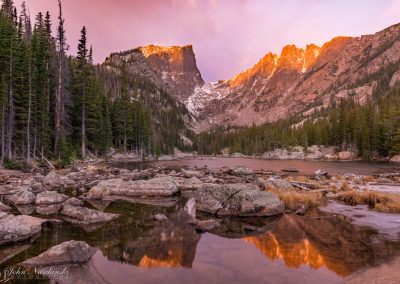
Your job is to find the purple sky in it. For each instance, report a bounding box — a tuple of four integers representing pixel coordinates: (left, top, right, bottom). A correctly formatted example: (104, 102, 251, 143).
(13, 0, 400, 82)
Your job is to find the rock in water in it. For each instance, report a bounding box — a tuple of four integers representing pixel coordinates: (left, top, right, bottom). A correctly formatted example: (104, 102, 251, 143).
(61, 205, 119, 225)
(315, 169, 328, 180)
(64, 197, 84, 206)
(22, 240, 97, 267)
(35, 191, 67, 205)
(154, 213, 168, 221)
(87, 176, 179, 198)
(231, 166, 254, 175)
(0, 215, 45, 245)
(190, 219, 220, 232)
(193, 183, 284, 217)
(267, 178, 295, 191)
(0, 202, 11, 212)
(184, 197, 196, 220)
(8, 189, 36, 205)
(181, 169, 204, 178)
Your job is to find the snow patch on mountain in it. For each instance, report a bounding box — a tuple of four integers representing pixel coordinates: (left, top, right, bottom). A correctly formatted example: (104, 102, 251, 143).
(185, 83, 228, 116)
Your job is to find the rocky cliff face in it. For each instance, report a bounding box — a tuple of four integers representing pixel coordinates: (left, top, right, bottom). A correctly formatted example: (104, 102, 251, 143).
(103, 23, 400, 132)
(189, 23, 400, 131)
(105, 45, 204, 102)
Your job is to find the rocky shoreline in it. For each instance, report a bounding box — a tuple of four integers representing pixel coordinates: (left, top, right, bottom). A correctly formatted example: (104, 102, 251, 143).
(0, 158, 400, 280)
(154, 145, 400, 163)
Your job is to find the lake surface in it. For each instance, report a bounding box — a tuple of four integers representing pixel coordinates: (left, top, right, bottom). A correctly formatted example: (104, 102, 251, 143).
(1, 158, 399, 283)
(113, 156, 396, 175)
(2, 198, 400, 284)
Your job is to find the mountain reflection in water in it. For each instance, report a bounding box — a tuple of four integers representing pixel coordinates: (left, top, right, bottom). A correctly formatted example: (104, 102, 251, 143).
(243, 211, 400, 277)
(3, 200, 400, 284)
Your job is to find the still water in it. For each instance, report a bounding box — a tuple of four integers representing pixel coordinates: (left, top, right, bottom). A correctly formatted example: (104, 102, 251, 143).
(1, 158, 400, 283)
(113, 157, 396, 175)
(2, 199, 400, 284)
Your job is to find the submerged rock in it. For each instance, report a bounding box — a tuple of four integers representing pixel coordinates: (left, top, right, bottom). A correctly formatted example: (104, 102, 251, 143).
(193, 183, 284, 217)
(0, 214, 45, 245)
(35, 191, 67, 205)
(8, 189, 36, 205)
(61, 205, 119, 225)
(22, 240, 97, 267)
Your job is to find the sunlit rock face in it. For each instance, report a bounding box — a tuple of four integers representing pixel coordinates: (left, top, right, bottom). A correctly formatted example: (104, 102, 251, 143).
(242, 212, 400, 277)
(190, 23, 400, 131)
(105, 44, 204, 102)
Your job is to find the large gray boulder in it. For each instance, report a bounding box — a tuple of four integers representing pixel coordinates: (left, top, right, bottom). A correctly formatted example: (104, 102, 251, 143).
(61, 205, 119, 225)
(0, 214, 45, 245)
(87, 176, 179, 199)
(35, 191, 67, 205)
(22, 240, 97, 267)
(8, 189, 36, 205)
(193, 183, 284, 217)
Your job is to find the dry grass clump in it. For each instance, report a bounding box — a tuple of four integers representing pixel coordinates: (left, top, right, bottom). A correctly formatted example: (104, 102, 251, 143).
(266, 187, 323, 210)
(336, 191, 400, 213)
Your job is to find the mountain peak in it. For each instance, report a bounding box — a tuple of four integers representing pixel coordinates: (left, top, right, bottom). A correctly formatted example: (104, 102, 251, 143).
(139, 44, 194, 57)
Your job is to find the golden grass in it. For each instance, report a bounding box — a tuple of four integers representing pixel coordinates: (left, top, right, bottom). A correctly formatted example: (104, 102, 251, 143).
(336, 191, 400, 213)
(266, 187, 323, 210)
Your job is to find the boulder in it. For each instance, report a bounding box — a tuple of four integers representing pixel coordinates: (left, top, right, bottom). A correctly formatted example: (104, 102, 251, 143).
(0, 214, 45, 245)
(190, 219, 220, 232)
(231, 166, 254, 175)
(36, 204, 62, 215)
(22, 241, 97, 267)
(35, 191, 67, 205)
(61, 205, 119, 225)
(158, 155, 176, 161)
(193, 183, 284, 217)
(390, 155, 400, 163)
(177, 177, 203, 191)
(231, 152, 246, 157)
(181, 169, 204, 178)
(42, 172, 62, 188)
(337, 151, 356, 160)
(267, 178, 295, 191)
(153, 213, 168, 221)
(0, 202, 11, 212)
(315, 169, 329, 180)
(87, 176, 179, 198)
(86, 178, 123, 199)
(64, 197, 84, 206)
(8, 189, 36, 205)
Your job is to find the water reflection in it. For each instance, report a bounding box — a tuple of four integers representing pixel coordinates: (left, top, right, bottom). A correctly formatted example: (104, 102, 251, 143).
(243, 211, 400, 276)
(2, 200, 400, 283)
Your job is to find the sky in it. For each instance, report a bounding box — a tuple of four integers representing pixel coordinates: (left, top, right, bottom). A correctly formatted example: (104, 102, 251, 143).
(13, 0, 400, 82)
